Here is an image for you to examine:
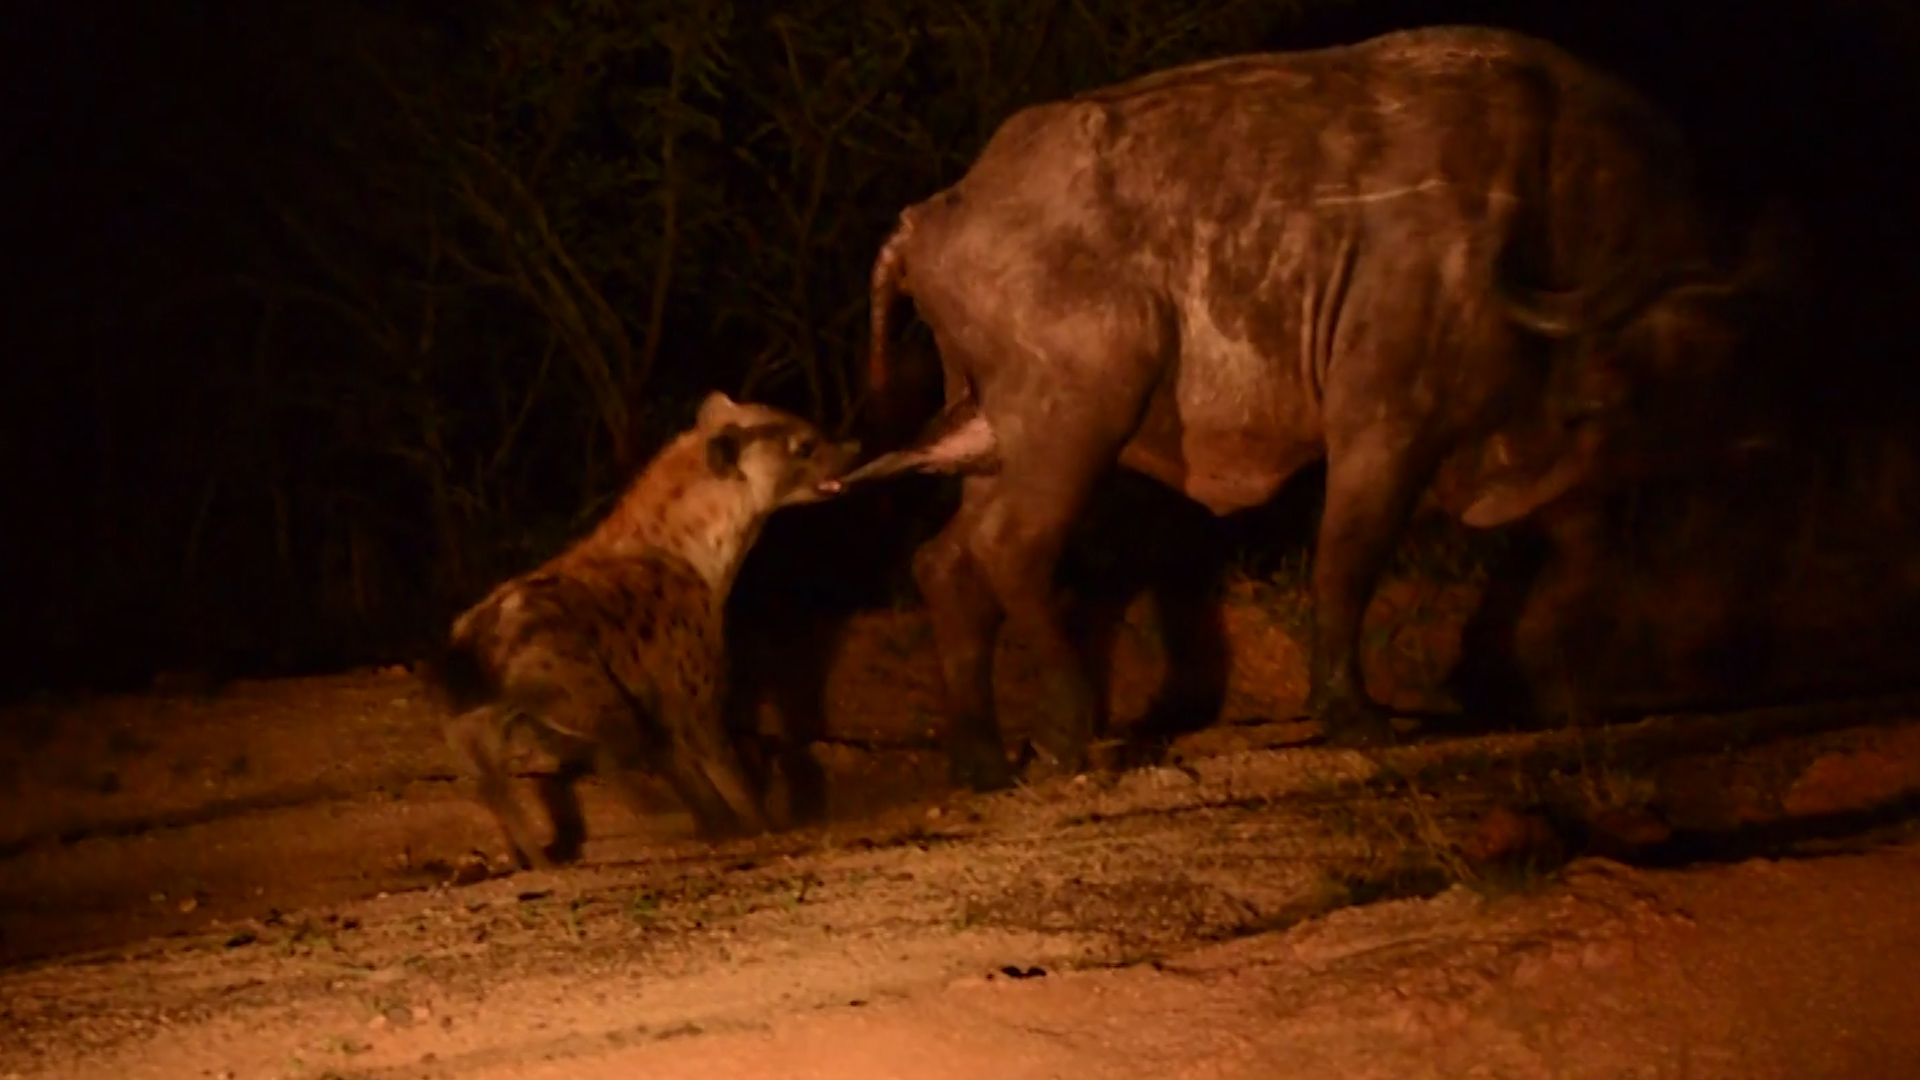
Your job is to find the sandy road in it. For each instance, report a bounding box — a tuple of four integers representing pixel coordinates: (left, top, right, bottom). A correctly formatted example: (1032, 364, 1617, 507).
(5, 670, 1920, 1079)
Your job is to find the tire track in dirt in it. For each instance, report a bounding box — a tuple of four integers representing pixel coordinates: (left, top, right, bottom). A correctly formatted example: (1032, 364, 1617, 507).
(0, 749, 1389, 1079)
(6, 680, 1920, 1078)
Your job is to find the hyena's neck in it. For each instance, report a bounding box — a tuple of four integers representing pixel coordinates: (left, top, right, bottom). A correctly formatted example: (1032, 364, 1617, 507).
(644, 495, 766, 596)
(583, 435, 768, 597)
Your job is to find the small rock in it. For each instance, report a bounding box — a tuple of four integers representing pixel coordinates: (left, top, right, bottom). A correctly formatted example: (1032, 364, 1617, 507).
(1586, 807, 1672, 858)
(1462, 805, 1561, 867)
(1784, 735, 1920, 817)
(411, 1004, 432, 1023)
(447, 852, 494, 886)
(368, 1014, 388, 1031)
(178, 896, 198, 914)
(384, 1004, 414, 1027)
(926, 806, 942, 820)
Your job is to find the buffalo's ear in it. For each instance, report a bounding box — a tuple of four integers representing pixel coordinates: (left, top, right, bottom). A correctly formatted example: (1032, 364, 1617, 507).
(706, 424, 746, 479)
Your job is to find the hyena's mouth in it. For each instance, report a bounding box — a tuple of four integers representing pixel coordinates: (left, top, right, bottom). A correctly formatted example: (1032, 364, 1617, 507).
(812, 440, 865, 497)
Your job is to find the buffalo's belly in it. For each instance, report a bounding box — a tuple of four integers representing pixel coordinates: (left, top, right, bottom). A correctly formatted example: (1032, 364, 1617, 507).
(1120, 372, 1323, 517)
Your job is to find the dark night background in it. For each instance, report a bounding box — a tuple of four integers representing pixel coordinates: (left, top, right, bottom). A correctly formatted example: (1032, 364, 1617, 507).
(5, 0, 1919, 707)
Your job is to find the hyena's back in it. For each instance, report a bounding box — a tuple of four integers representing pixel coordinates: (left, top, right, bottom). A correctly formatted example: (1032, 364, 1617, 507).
(440, 555, 715, 724)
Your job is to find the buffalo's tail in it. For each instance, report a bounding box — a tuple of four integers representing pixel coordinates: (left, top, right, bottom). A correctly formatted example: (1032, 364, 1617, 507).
(865, 209, 920, 435)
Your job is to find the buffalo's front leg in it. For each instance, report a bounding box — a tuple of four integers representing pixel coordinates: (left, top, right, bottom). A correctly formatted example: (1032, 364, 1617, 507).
(1306, 428, 1436, 749)
(913, 479, 1015, 791)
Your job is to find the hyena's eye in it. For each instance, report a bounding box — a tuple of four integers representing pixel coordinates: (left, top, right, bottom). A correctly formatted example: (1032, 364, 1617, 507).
(790, 435, 818, 457)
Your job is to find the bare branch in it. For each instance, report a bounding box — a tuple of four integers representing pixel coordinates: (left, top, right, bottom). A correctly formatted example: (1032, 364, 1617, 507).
(635, 33, 692, 414)
(261, 199, 402, 344)
(487, 331, 559, 481)
(416, 205, 443, 360)
(528, 50, 594, 189)
(458, 141, 638, 396)
(233, 274, 403, 358)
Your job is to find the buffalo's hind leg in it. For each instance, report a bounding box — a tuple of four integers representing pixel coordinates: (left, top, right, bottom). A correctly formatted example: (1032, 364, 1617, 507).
(1306, 426, 1440, 749)
(924, 465, 1114, 787)
(972, 476, 1106, 781)
(913, 481, 1015, 792)
(917, 445, 1125, 787)
(913, 288, 1162, 789)
(1129, 505, 1233, 755)
(962, 385, 1157, 779)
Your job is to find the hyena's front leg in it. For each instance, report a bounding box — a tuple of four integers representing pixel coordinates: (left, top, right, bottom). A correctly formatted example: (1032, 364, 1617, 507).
(681, 747, 772, 839)
(596, 698, 768, 842)
(677, 696, 774, 839)
(445, 705, 553, 871)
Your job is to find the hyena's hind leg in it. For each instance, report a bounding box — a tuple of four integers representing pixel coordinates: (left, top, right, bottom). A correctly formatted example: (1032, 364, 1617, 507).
(445, 705, 554, 871)
(529, 727, 596, 865)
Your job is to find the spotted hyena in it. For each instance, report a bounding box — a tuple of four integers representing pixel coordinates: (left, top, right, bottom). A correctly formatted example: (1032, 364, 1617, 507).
(426, 392, 859, 869)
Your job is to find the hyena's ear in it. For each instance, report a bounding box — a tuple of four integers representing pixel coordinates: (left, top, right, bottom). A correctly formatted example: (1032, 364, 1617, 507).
(697, 391, 740, 429)
(706, 424, 746, 480)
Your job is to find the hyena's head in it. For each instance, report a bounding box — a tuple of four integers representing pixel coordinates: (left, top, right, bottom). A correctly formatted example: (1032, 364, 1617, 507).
(695, 392, 860, 511)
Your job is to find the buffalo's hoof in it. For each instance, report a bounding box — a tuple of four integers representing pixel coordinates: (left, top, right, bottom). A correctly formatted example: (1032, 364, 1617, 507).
(1314, 704, 1400, 750)
(541, 836, 584, 866)
(1107, 733, 1178, 772)
(692, 816, 762, 845)
(948, 739, 1017, 793)
(1020, 739, 1090, 785)
(1131, 700, 1216, 744)
(513, 847, 557, 873)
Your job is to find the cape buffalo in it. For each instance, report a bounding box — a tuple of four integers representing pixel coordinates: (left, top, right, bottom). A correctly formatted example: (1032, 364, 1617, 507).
(838, 25, 1774, 791)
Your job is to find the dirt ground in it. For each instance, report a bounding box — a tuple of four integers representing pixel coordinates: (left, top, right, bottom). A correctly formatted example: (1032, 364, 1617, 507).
(5, 588, 1920, 1079)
